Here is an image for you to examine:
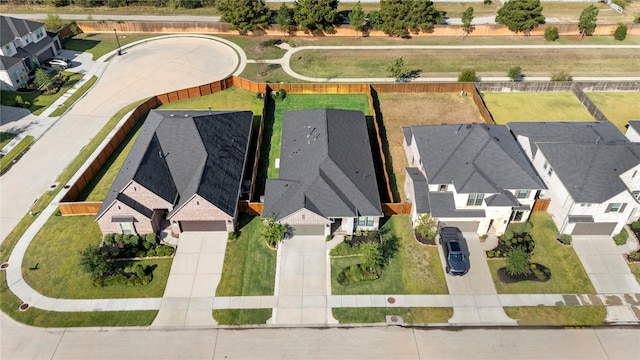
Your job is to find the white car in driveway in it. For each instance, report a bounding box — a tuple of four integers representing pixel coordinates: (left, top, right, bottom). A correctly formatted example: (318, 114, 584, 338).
(45, 58, 68, 69)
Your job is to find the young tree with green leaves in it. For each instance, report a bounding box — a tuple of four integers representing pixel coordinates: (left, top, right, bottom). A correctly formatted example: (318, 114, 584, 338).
(386, 56, 409, 81)
(217, 0, 271, 35)
(578, 4, 598, 38)
(276, 2, 297, 35)
(507, 66, 523, 81)
(614, 23, 627, 41)
(544, 26, 559, 41)
(349, 1, 367, 39)
(261, 216, 288, 248)
(34, 68, 53, 92)
(79, 245, 114, 278)
(415, 213, 438, 240)
(293, 0, 339, 34)
(495, 0, 545, 35)
(505, 246, 531, 277)
(461, 6, 474, 38)
(360, 241, 383, 273)
(458, 68, 477, 82)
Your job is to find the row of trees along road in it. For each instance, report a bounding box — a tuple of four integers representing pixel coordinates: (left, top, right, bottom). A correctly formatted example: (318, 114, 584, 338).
(217, 0, 608, 38)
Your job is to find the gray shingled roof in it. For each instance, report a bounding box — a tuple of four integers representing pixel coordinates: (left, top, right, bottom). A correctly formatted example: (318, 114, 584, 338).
(537, 142, 640, 203)
(508, 122, 628, 156)
(96, 110, 253, 221)
(405, 124, 546, 194)
(628, 121, 640, 135)
(0, 55, 22, 71)
(263, 109, 383, 221)
(0, 16, 43, 47)
(406, 167, 430, 214)
(428, 192, 486, 218)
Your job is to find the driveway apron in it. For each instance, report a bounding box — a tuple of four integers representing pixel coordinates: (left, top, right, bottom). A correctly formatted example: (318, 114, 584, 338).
(439, 233, 516, 325)
(271, 235, 329, 325)
(152, 231, 227, 327)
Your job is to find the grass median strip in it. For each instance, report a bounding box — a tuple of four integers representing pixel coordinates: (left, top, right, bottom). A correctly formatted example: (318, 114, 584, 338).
(332, 307, 453, 324)
(0, 135, 34, 174)
(49, 75, 98, 117)
(212, 309, 273, 325)
(504, 306, 606, 327)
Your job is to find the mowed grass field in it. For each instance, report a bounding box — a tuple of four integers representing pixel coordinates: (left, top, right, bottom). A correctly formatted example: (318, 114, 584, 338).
(290, 48, 640, 79)
(378, 92, 484, 201)
(483, 92, 594, 124)
(585, 92, 640, 132)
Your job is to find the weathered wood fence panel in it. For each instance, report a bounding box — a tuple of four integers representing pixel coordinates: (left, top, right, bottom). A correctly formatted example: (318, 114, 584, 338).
(382, 203, 412, 216)
(59, 202, 102, 216)
(239, 201, 264, 216)
(532, 199, 551, 212)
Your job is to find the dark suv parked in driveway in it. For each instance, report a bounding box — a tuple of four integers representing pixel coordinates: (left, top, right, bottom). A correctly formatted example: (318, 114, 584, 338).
(439, 227, 470, 276)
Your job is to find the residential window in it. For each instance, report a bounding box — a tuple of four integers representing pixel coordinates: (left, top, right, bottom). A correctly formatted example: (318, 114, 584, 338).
(439, 184, 448, 192)
(632, 191, 640, 201)
(516, 189, 529, 199)
(358, 216, 374, 226)
(511, 210, 524, 222)
(467, 193, 484, 206)
(606, 203, 626, 213)
(547, 168, 553, 177)
(543, 160, 549, 170)
(579, 203, 591, 207)
(119, 223, 133, 235)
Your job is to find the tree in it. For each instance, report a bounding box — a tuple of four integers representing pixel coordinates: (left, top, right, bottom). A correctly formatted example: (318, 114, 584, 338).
(261, 216, 288, 248)
(461, 6, 474, 38)
(380, 0, 411, 37)
(495, 0, 545, 35)
(293, 0, 339, 34)
(33, 68, 53, 92)
(386, 56, 410, 81)
(544, 26, 559, 41)
(507, 66, 523, 81)
(44, 14, 63, 32)
(349, 1, 367, 38)
(79, 245, 114, 278)
(360, 241, 383, 272)
(276, 3, 297, 35)
(614, 23, 627, 41)
(415, 213, 437, 240)
(407, 0, 442, 34)
(505, 246, 531, 277)
(217, 0, 270, 35)
(458, 68, 477, 82)
(366, 11, 383, 30)
(578, 4, 598, 38)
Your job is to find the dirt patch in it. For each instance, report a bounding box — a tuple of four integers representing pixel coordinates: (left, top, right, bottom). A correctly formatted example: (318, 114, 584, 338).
(378, 92, 484, 201)
(414, 230, 436, 246)
(624, 294, 640, 306)
(604, 295, 623, 306)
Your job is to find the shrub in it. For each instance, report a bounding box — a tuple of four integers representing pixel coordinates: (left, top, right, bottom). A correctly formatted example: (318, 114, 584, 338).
(614, 23, 627, 41)
(227, 231, 238, 241)
(14, 95, 24, 107)
(502, 229, 514, 241)
(505, 246, 532, 276)
(611, 0, 626, 9)
(261, 216, 288, 248)
(559, 234, 572, 245)
(124, 234, 140, 247)
(635, 14, 640, 24)
(146, 249, 156, 257)
(551, 71, 572, 82)
(507, 66, 523, 81)
(22, 101, 30, 109)
(487, 250, 495, 258)
(329, 242, 361, 257)
(458, 68, 477, 82)
(114, 233, 124, 244)
(79, 245, 113, 278)
(415, 213, 437, 240)
(495, 250, 501, 258)
(632, 221, 640, 230)
(326, 234, 334, 241)
(629, 251, 640, 261)
(337, 264, 380, 286)
(544, 26, 559, 41)
(156, 245, 174, 257)
(613, 228, 629, 245)
(103, 233, 116, 246)
(144, 233, 157, 244)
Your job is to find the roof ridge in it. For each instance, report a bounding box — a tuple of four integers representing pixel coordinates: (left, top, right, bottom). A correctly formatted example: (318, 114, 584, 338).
(429, 125, 473, 182)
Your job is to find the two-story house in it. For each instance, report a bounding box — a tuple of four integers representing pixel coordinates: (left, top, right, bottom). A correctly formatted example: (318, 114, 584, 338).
(96, 110, 254, 236)
(403, 124, 546, 236)
(262, 109, 383, 236)
(0, 15, 61, 90)
(509, 122, 639, 236)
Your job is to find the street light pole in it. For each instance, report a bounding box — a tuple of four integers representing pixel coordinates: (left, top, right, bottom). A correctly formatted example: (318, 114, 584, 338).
(113, 28, 122, 55)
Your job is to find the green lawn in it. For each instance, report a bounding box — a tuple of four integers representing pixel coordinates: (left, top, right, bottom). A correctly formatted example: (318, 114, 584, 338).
(332, 307, 453, 324)
(504, 306, 606, 327)
(158, 86, 264, 114)
(0, 136, 34, 173)
(212, 309, 273, 325)
(239, 63, 304, 84)
(483, 92, 595, 124)
(50, 75, 98, 117)
(63, 33, 161, 60)
(331, 216, 448, 295)
(22, 212, 172, 299)
(487, 212, 596, 294)
(0, 132, 16, 148)
(585, 92, 640, 132)
(629, 262, 640, 285)
(216, 215, 276, 296)
(265, 94, 371, 179)
(79, 120, 143, 201)
(216, 35, 287, 60)
(1, 72, 84, 115)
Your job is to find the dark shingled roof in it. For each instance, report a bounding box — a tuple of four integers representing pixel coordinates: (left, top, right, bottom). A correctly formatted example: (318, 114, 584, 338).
(263, 109, 383, 221)
(405, 124, 546, 194)
(536, 142, 640, 203)
(0, 55, 22, 71)
(628, 121, 640, 135)
(96, 110, 253, 221)
(406, 167, 430, 214)
(0, 16, 43, 47)
(508, 121, 628, 156)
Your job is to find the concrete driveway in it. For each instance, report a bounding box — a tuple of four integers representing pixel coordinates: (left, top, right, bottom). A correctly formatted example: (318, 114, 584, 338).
(438, 232, 516, 325)
(57, 49, 95, 74)
(572, 235, 640, 294)
(0, 105, 35, 136)
(271, 235, 331, 325)
(152, 231, 227, 327)
(0, 36, 239, 242)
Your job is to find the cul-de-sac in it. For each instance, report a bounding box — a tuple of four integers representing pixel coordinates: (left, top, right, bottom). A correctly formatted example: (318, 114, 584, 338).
(1, 0, 640, 358)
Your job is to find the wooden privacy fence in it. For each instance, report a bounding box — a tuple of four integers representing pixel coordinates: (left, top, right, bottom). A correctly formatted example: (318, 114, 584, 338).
(475, 81, 640, 93)
(382, 203, 412, 216)
(532, 199, 551, 212)
(571, 83, 609, 122)
(77, 21, 640, 37)
(239, 201, 264, 216)
(58, 202, 102, 216)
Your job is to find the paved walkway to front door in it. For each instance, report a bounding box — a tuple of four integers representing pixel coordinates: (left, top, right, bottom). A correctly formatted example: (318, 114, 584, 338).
(270, 235, 335, 325)
(152, 231, 227, 327)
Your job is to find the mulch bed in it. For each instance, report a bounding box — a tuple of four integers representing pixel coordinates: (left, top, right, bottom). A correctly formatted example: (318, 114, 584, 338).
(344, 232, 381, 247)
(497, 263, 551, 284)
(414, 230, 436, 246)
